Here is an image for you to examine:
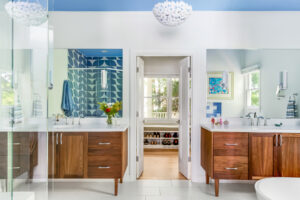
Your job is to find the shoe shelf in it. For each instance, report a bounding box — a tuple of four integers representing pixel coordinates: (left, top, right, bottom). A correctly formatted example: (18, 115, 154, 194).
(143, 144, 178, 149)
(144, 126, 179, 149)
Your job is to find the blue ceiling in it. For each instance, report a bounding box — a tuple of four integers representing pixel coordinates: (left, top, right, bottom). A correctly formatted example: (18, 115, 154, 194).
(49, 0, 300, 11)
(77, 49, 123, 57)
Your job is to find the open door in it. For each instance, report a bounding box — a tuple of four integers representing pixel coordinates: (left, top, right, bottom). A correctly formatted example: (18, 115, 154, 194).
(136, 56, 145, 178)
(178, 57, 191, 179)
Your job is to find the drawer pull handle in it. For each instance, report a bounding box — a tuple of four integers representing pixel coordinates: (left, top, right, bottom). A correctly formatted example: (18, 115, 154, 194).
(98, 142, 111, 145)
(9, 167, 21, 170)
(225, 167, 238, 170)
(98, 166, 110, 169)
(225, 143, 238, 146)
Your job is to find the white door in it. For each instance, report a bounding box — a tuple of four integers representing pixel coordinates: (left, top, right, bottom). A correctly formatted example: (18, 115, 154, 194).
(178, 57, 191, 179)
(136, 56, 145, 178)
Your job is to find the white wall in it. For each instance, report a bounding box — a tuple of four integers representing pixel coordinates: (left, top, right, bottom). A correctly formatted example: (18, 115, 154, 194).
(48, 49, 68, 116)
(143, 56, 184, 76)
(244, 50, 300, 118)
(207, 50, 245, 118)
(49, 11, 300, 182)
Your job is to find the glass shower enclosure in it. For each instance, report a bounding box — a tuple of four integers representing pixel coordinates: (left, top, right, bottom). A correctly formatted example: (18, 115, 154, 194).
(0, 0, 50, 199)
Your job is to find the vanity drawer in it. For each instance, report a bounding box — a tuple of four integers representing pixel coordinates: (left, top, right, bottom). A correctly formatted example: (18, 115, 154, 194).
(88, 156, 121, 178)
(88, 132, 122, 150)
(214, 156, 248, 179)
(213, 132, 248, 156)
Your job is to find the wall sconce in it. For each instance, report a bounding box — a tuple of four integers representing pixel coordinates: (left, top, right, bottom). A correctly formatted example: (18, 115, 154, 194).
(222, 71, 229, 89)
(276, 70, 288, 98)
(101, 70, 108, 89)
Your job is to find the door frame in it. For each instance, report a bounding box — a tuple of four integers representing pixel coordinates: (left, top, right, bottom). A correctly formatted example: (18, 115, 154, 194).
(130, 49, 196, 180)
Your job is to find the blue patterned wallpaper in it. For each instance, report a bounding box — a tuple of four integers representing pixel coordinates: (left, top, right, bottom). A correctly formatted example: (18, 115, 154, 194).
(67, 49, 123, 118)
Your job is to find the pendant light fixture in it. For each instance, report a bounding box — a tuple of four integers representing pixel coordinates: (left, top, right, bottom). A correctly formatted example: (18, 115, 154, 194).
(153, 0, 192, 27)
(5, 0, 48, 26)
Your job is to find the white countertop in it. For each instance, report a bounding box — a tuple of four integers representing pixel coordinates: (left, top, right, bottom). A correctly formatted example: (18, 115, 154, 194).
(0, 120, 128, 132)
(50, 124, 128, 132)
(201, 124, 300, 133)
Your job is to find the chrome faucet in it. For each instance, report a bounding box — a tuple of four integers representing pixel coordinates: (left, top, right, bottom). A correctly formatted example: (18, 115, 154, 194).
(245, 112, 257, 126)
(78, 114, 85, 125)
(257, 116, 264, 126)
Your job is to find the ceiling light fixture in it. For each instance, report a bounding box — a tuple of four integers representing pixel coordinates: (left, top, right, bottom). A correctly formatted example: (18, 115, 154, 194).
(5, 0, 48, 26)
(153, 0, 192, 27)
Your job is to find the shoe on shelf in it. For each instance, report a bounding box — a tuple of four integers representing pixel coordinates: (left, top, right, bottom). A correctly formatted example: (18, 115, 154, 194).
(173, 132, 178, 138)
(173, 139, 179, 145)
(144, 139, 149, 145)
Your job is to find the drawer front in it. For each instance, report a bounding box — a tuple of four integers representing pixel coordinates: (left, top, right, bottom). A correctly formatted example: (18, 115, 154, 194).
(88, 132, 121, 151)
(214, 132, 248, 156)
(88, 156, 121, 178)
(214, 156, 248, 179)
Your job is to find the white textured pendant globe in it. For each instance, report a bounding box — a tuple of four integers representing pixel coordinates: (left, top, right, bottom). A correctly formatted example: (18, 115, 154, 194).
(153, 1, 192, 27)
(5, 1, 48, 26)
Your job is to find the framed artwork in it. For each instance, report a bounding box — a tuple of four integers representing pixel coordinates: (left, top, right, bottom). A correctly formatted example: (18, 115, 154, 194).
(207, 71, 234, 100)
(206, 102, 222, 118)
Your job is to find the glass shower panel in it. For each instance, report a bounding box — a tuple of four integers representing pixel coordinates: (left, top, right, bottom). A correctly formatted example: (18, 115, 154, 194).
(8, 0, 50, 200)
(0, 0, 13, 199)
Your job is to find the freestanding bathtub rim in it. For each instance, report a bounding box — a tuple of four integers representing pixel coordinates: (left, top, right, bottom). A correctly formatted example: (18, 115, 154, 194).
(255, 177, 300, 200)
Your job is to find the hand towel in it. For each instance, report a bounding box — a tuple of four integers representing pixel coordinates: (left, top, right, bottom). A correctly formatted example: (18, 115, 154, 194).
(61, 80, 74, 117)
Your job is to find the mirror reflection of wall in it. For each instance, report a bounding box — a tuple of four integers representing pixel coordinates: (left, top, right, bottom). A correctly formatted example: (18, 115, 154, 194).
(48, 49, 123, 118)
(206, 49, 300, 119)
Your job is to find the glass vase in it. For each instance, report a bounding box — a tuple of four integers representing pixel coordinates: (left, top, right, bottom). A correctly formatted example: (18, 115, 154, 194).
(107, 115, 112, 125)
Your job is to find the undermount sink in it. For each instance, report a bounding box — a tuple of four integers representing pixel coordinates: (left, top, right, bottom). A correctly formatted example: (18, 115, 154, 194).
(52, 124, 77, 129)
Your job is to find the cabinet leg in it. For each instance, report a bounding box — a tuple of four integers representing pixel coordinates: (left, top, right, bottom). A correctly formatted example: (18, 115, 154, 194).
(120, 178, 123, 184)
(215, 179, 219, 197)
(206, 173, 209, 184)
(114, 178, 118, 196)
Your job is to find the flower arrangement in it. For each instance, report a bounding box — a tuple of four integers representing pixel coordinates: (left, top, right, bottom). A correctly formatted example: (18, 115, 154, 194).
(98, 101, 122, 125)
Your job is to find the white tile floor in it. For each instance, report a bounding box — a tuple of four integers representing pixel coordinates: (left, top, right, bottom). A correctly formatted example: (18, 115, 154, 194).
(48, 180, 257, 200)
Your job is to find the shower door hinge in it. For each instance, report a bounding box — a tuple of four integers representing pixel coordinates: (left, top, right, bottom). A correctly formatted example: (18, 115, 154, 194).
(136, 111, 139, 117)
(136, 67, 139, 73)
(136, 156, 139, 162)
(188, 67, 191, 73)
(188, 156, 191, 162)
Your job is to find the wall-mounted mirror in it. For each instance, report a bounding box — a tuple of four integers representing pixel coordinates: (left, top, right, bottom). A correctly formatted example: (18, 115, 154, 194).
(206, 49, 299, 119)
(48, 49, 123, 118)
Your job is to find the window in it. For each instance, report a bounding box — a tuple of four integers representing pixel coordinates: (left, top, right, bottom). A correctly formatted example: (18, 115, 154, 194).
(245, 70, 260, 110)
(0, 72, 14, 106)
(144, 77, 179, 120)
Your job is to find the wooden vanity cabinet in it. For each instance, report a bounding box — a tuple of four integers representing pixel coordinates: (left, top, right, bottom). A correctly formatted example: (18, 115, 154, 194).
(48, 132, 88, 178)
(249, 133, 277, 179)
(278, 134, 300, 177)
(202, 128, 300, 197)
(0, 132, 38, 179)
(48, 129, 128, 196)
(201, 128, 249, 196)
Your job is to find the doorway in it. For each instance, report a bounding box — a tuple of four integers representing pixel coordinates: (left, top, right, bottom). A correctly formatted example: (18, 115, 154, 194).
(136, 56, 192, 180)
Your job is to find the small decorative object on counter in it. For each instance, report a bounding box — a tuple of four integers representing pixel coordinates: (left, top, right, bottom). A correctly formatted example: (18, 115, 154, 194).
(211, 117, 215, 125)
(223, 120, 229, 126)
(98, 101, 122, 125)
(219, 117, 223, 125)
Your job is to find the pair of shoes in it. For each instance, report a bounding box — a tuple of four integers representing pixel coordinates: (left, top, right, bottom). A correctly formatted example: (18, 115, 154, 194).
(144, 139, 149, 145)
(162, 139, 171, 145)
(153, 133, 160, 138)
(164, 133, 172, 138)
(173, 132, 178, 138)
(173, 139, 179, 145)
(151, 140, 158, 145)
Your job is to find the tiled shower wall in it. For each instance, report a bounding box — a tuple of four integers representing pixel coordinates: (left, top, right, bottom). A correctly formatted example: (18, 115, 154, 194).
(68, 49, 123, 117)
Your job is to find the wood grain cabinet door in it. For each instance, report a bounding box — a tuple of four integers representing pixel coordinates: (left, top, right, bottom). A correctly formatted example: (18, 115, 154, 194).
(59, 132, 88, 178)
(249, 133, 276, 179)
(279, 134, 300, 177)
(48, 133, 59, 178)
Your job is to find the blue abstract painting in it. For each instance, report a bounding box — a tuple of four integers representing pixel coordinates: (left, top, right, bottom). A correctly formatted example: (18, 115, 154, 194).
(209, 77, 228, 94)
(206, 102, 222, 118)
